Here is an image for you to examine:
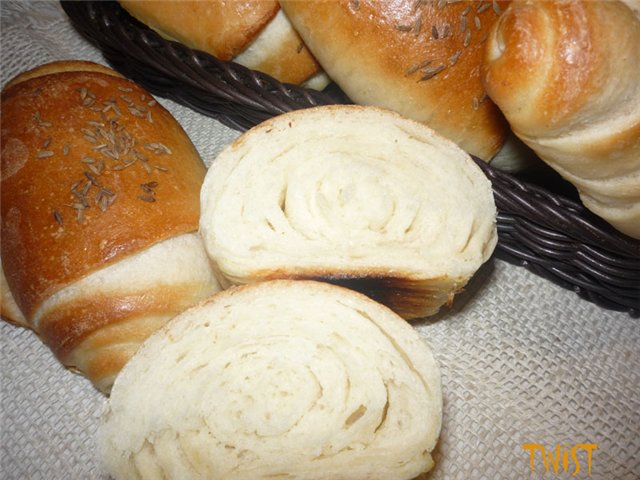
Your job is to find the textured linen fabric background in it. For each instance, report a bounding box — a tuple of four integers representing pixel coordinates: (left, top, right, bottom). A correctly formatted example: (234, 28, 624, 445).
(1, 2, 638, 479)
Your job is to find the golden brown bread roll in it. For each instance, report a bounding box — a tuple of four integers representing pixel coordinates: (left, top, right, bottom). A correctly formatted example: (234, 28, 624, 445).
(279, 0, 510, 160)
(482, 0, 640, 239)
(1, 60, 221, 392)
(119, 0, 329, 88)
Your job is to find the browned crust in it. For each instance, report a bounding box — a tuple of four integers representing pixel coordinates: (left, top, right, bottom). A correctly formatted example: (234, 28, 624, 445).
(280, 0, 510, 159)
(240, 267, 467, 320)
(1, 62, 206, 319)
(0, 308, 29, 329)
(38, 286, 196, 361)
(48, 282, 219, 393)
(1, 261, 29, 327)
(482, 0, 640, 138)
(40, 288, 190, 393)
(3, 60, 123, 90)
(245, 22, 323, 85)
(300, 274, 463, 320)
(119, 0, 280, 60)
(66, 342, 138, 393)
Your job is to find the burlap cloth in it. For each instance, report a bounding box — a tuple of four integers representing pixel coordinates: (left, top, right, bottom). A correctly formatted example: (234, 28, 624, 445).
(1, 2, 638, 479)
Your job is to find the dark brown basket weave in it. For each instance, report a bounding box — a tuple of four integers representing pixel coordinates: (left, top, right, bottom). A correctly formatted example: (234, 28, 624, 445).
(61, 1, 639, 317)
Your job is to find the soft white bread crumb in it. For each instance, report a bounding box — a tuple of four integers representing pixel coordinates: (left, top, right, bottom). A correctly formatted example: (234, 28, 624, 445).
(200, 105, 497, 318)
(99, 280, 442, 480)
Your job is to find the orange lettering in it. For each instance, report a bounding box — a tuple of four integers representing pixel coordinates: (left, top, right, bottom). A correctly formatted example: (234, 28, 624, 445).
(546, 444, 562, 474)
(522, 444, 546, 473)
(571, 444, 581, 476)
(575, 444, 598, 475)
(562, 444, 570, 472)
(523, 443, 597, 476)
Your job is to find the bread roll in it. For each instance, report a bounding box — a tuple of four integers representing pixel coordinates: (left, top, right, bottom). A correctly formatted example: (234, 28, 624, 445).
(99, 280, 442, 480)
(280, 0, 510, 160)
(1, 61, 221, 392)
(482, 0, 640, 239)
(118, 0, 329, 88)
(199, 105, 497, 319)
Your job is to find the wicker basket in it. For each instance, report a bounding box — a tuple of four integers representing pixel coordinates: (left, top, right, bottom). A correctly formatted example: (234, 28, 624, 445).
(60, 1, 640, 317)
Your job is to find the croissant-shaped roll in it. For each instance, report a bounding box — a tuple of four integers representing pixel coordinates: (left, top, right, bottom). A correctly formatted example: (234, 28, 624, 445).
(280, 0, 511, 160)
(118, 1, 329, 89)
(482, 0, 640, 239)
(1, 61, 221, 392)
(99, 280, 443, 480)
(200, 106, 497, 319)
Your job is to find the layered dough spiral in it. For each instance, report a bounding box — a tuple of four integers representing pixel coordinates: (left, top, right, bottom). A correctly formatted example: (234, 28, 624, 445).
(99, 280, 442, 480)
(200, 106, 497, 319)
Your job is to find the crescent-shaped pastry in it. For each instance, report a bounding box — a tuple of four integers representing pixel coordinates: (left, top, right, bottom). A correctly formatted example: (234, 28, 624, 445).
(200, 105, 497, 319)
(118, 0, 329, 88)
(279, 0, 511, 160)
(99, 280, 442, 480)
(1, 61, 221, 392)
(482, 0, 640, 239)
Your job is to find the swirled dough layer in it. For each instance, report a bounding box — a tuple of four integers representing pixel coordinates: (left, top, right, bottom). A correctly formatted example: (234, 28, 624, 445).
(99, 280, 442, 480)
(200, 106, 497, 319)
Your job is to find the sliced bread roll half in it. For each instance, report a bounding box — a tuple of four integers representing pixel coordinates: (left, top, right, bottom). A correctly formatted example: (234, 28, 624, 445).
(99, 280, 442, 480)
(200, 105, 497, 319)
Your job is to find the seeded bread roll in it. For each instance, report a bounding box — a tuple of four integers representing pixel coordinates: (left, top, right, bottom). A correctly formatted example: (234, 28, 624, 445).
(279, 0, 510, 160)
(482, 0, 640, 239)
(99, 280, 442, 480)
(200, 105, 497, 319)
(1, 60, 221, 392)
(119, 0, 329, 89)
